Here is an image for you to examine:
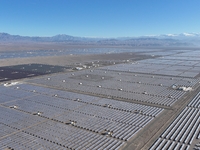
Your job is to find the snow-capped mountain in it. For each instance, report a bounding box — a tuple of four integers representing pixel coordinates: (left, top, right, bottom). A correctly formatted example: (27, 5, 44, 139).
(146, 33, 200, 39)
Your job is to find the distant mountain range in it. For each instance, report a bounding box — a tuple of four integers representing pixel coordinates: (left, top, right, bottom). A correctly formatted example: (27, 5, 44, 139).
(0, 32, 200, 46)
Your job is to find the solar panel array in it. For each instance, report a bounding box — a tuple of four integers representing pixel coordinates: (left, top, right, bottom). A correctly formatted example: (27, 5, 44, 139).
(100, 59, 200, 78)
(27, 68, 199, 107)
(0, 83, 163, 150)
(1, 49, 200, 150)
(149, 92, 200, 150)
(0, 63, 72, 83)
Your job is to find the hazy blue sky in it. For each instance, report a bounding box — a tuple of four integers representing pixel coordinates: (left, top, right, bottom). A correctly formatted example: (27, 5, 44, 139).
(0, 0, 200, 37)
